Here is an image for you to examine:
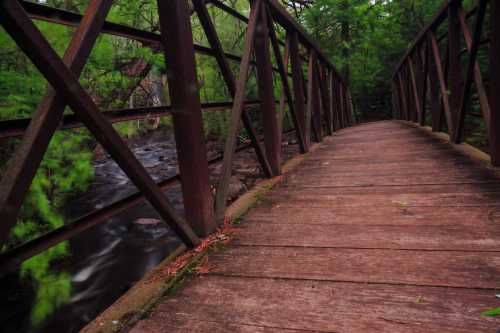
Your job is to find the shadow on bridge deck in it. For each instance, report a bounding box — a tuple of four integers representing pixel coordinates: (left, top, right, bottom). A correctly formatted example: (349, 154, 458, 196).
(130, 120, 500, 332)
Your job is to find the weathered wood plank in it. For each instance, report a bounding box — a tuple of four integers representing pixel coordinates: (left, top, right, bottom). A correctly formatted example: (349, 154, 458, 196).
(233, 224, 500, 251)
(208, 246, 500, 288)
(137, 276, 500, 333)
(244, 205, 500, 226)
(251, 193, 500, 208)
(274, 183, 500, 195)
(131, 320, 307, 333)
(285, 173, 498, 187)
(130, 120, 500, 333)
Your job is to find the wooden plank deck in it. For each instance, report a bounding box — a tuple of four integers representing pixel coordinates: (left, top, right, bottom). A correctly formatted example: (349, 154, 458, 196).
(129, 121, 500, 333)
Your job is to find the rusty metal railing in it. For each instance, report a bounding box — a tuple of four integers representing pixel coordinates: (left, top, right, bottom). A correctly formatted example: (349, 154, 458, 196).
(0, 0, 355, 269)
(392, 0, 498, 165)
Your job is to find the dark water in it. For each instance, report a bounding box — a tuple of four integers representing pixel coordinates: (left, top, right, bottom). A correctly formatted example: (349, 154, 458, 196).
(1, 128, 184, 333)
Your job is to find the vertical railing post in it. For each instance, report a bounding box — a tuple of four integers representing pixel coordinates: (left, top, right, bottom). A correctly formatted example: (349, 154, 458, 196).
(428, 35, 441, 131)
(418, 44, 428, 126)
(214, 0, 264, 220)
(193, 0, 272, 179)
(343, 83, 349, 126)
(408, 55, 422, 123)
(396, 78, 403, 120)
(404, 64, 415, 122)
(338, 82, 345, 128)
(447, 0, 462, 139)
(398, 71, 408, 121)
(490, 0, 500, 166)
(430, 30, 452, 131)
(290, 31, 308, 152)
(319, 64, 333, 135)
(307, 50, 321, 142)
(343, 83, 350, 126)
(392, 80, 400, 119)
(329, 68, 337, 131)
(401, 66, 409, 121)
(332, 75, 340, 130)
(158, 0, 215, 236)
(254, 4, 281, 176)
(453, 0, 488, 144)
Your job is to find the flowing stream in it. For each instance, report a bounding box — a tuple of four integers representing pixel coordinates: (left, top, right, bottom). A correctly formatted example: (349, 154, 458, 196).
(1, 125, 297, 333)
(1, 128, 185, 333)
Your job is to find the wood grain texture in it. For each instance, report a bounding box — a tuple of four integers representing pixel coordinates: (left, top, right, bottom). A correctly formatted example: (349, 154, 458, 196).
(130, 121, 500, 332)
(133, 276, 500, 333)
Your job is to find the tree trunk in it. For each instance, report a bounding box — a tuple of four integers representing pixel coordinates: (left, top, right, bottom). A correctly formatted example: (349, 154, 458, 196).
(341, 0, 350, 83)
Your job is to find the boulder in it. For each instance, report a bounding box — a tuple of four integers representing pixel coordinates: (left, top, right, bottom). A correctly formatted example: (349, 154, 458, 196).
(228, 176, 247, 199)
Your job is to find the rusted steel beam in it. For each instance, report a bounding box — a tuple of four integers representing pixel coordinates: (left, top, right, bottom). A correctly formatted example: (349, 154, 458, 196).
(158, 0, 215, 237)
(20, 1, 286, 76)
(391, 80, 397, 119)
(343, 86, 350, 126)
(330, 75, 338, 129)
(0, 0, 113, 244)
(214, 0, 263, 222)
(255, 4, 281, 176)
(457, 5, 490, 134)
(289, 31, 308, 151)
(401, 66, 410, 121)
(429, 31, 453, 132)
(437, 4, 479, 42)
(208, 0, 248, 22)
(312, 59, 323, 141)
(329, 70, 338, 130)
(269, 25, 306, 153)
(338, 82, 345, 127)
(392, 0, 455, 78)
(277, 33, 290, 144)
(335, 77, 343, 129)
(318, 64, 333, 135)
(339, 82, 347, 128)
(490, 0, 500, 166)
(401, 66, 411, 121)
(0, 101, 267, 139)
(452, 0, 488, 144)
(447, 1, 463, 139)
(406, 65, 417, 122)
(391, 82, 397, 119)
(391, 80, 401, 119)
(193, 0, 272, 179)
(0, 127, 299, 270)
(427, 36, 441, 131)
(0, 0, 200, 247)
(266, 0, 345, 84)
(397, 72, 408, 121)
(306, 50, 320, 144)
(207, 0, 287, 49)
(415, 45, 427, 126)
(407, 56, 422, 123)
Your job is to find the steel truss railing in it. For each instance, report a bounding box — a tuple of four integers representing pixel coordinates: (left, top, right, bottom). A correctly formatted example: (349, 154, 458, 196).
(392, 0, 499, 165)
(0, 0, 355, 269)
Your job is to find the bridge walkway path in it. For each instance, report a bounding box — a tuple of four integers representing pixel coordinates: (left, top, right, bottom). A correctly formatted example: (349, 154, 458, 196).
(129, 120, 500, 333)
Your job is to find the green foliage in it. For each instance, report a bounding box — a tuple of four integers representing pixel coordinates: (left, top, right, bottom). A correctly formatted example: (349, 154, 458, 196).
(0, 0, 256, 324)
(481, 307, 500, 317)
(302, 0, 450, 120)
(21, 245, 72, 327)
(0, 21, 94, 327)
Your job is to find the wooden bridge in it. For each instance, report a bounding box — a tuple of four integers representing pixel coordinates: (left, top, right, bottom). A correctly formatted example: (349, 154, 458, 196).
(0, 0, 499, 332)
(127, 120, 500, 333)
